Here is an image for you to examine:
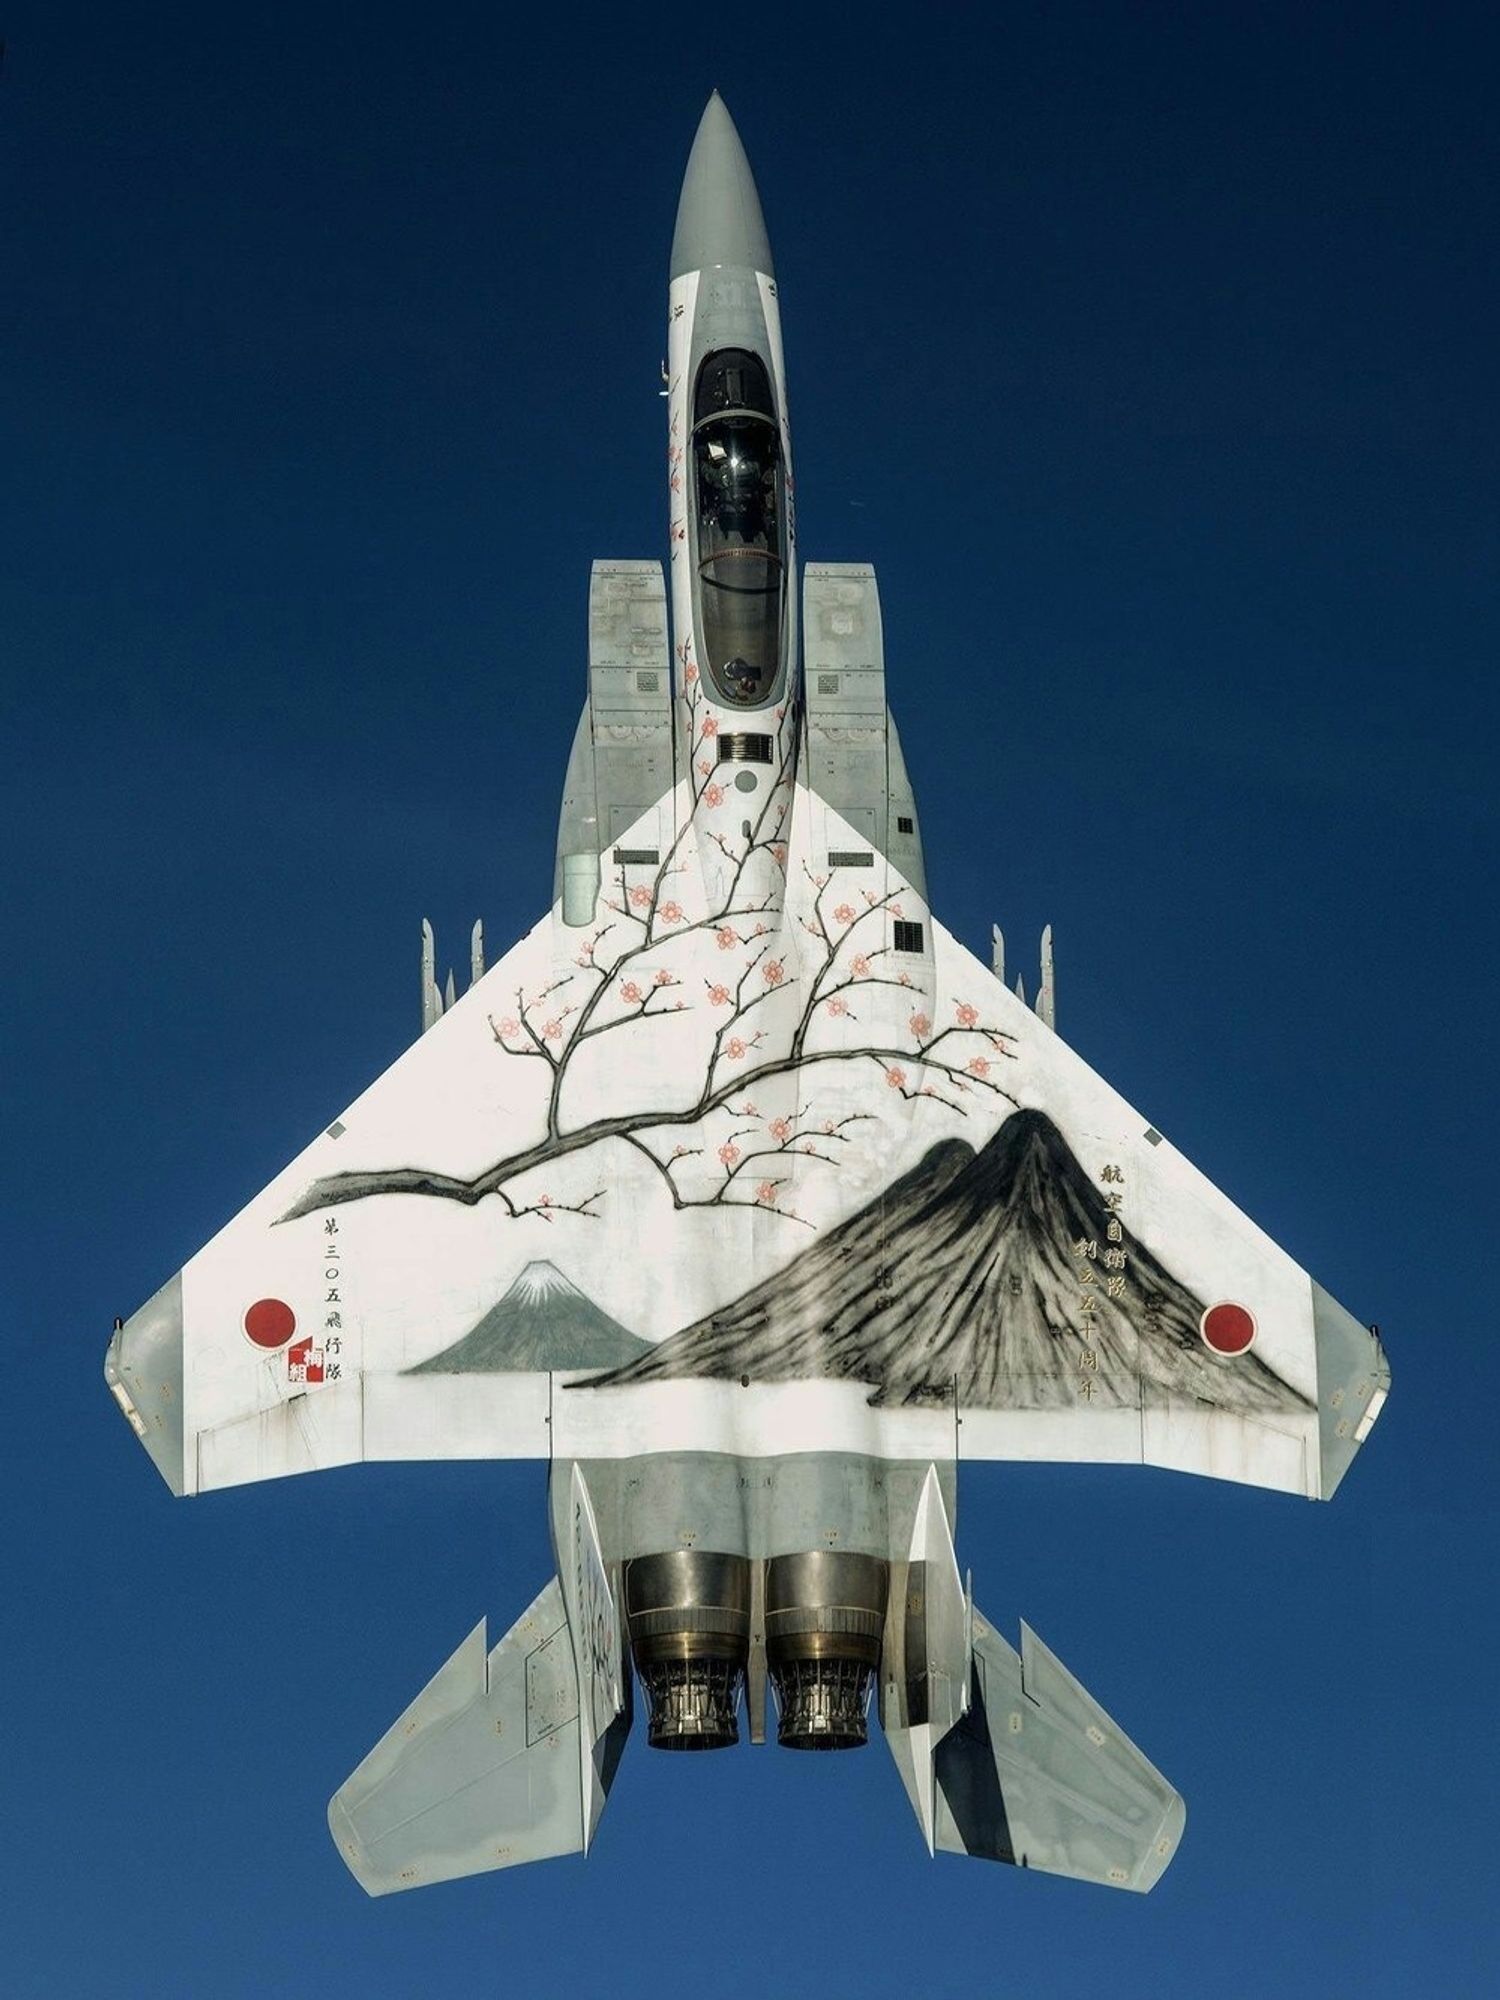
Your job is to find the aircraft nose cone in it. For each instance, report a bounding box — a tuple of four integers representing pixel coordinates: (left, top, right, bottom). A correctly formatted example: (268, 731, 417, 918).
(670, 91, 774, 281)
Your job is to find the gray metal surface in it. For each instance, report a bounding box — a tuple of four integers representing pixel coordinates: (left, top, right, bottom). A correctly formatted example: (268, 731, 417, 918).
(765, 1549, 889, 1749)
(803, 563, 928, 901)
(670, 93, 774, 281)
(562, 1451, 956, 1568)
(420, 918, 441, 1031)
(329, 1580, 591, 1895)
(880, 1465, 971, 1846)
(625, 1549, 750, 1748)
(931, 1610, 1184, 1892)
(1311, 1280, 1391, 1498)
(104, 1272, 184, 1496)
(555, 561, 675, 923)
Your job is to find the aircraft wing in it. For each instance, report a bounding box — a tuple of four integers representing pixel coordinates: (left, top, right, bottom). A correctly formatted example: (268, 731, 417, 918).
(107, 760, 1386, 1505)
(104, 903, 597, 1496)
(563, 867, 1390, 1505)
(913, 914, 1392, 1502)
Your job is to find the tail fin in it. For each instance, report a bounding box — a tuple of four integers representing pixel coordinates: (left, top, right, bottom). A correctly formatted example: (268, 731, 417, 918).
(928, 1612, 1184, 1892)
(329, 1574, 630, 1896)
(880, 1464, 1182, 1892)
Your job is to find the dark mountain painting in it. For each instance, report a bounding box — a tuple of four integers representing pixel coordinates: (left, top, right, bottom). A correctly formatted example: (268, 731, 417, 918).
(585, 1110, 1310, 1412)
(408, 1260, 652, 1373)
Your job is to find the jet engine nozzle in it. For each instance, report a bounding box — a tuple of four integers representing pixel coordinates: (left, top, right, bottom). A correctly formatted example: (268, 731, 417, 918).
(624, 1550, 751, 1751)
(765, 1552, 890, 1751)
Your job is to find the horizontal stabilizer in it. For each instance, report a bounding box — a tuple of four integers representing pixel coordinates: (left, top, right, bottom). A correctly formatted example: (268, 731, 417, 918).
(329, 1578, 624, 1895)
(931, 1611, 1183, 1892)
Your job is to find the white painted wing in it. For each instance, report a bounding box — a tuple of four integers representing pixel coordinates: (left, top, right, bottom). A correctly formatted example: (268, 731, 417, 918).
(107, 771, 1387, 1502)
(915, 919, 1392, 1501)
(570, 901, 1391, 1502)
(106, 903, 611, 1495)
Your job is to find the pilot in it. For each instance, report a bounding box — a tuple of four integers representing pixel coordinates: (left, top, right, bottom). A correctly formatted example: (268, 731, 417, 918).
(723, 656, 761, 697)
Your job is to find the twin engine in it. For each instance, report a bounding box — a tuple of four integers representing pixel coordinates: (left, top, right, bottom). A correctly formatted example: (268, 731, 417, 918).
(624, 1549, 889, 1751)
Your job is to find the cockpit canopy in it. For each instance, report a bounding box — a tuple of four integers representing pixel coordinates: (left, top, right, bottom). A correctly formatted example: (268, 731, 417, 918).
(691, 349, 786, 708)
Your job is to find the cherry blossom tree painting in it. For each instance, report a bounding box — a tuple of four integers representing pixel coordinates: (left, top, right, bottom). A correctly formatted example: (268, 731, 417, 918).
(282, 672, 1017, 1234)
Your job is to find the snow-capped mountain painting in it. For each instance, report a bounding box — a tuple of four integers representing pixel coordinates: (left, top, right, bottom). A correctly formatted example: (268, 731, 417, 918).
(408, 1260, 651, 1373)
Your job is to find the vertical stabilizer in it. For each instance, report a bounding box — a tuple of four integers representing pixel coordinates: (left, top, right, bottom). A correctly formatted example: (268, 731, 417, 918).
(881, 1464, 970, 1854)
(560, 1465, 630, 1853)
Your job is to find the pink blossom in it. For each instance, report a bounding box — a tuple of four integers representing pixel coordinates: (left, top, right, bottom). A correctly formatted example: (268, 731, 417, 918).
(825, 996, 849, 1018)
(672, 1144, 691, 1159)
(833, 903, 856, 924)
(909, 1012, 932, 1040)
(885, 1066, 907, 1090)
(769, 1116, 793, 1143)
(629, 885, 652, 909)
(755, 1180, 778, 1206)
(659, 900, 684, 925)
(898, 973, 913, 987)
(850, 953, 871, 978)
(822, 1120, 837, 1135)
(543, 1019, 563, 1041)
(718, 1142, 741, 1167)
(763, 959, 785, 987)
(741, 1102, 759, 1116)
(889, 903, 904, 919)
(703, 783, 725, 808)
(654, 968, 673, 986)
(684, 662, 698, 685)
(698, 759, 713, 777)
(771, 845, 787, 867)
(715, 926, 738, 951)
(707, 982, 731, 1006)
(701, 716, 719, 739)
(538, 1194, 553, 1208)
(955, 1001, 979, 1028)
(725, 1037, 747, 1060)
(620, 980, 643, 1004)
(499, 1016, 520, 1039)
(752, 922, 768, 937)
(968, 1056, 991, 1078)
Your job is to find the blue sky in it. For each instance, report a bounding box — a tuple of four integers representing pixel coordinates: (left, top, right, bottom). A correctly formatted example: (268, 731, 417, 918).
(4, 4, 1497, 1995)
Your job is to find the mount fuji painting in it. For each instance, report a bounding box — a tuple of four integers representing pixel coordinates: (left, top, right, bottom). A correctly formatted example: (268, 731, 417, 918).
(587, 1110, 1311, 1414)
(408, 1260, 652, 1373)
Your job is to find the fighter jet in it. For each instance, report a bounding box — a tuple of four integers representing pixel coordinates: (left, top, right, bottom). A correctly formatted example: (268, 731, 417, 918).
(106, 94, 1390, 1896)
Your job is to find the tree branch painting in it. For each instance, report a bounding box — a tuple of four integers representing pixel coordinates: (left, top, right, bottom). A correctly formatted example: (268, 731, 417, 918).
(280, 676, 1018, 1230)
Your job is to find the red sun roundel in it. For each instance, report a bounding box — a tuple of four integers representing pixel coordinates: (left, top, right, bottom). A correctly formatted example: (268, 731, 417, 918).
(244, 1298, 297, 1349)
(1200, 1301, 1256, 1357)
